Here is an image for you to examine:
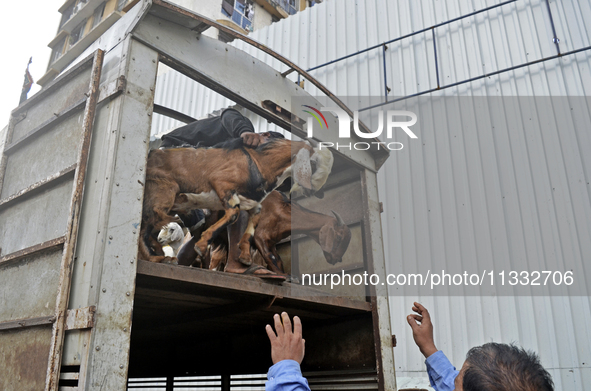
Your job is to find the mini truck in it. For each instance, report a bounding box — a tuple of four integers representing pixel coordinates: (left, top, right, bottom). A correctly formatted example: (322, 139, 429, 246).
(0, 1, 396, 390)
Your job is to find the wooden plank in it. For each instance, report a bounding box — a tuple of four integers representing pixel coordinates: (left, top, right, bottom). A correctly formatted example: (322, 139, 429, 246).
(137, 261, 371, 312)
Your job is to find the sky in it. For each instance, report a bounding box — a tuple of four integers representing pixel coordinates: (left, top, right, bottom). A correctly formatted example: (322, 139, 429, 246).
(0, 1, 65, 128)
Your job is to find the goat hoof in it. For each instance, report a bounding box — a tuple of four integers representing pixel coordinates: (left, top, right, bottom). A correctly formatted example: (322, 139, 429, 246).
(238, 256, 253, 266)
(161, 256, 178, 265)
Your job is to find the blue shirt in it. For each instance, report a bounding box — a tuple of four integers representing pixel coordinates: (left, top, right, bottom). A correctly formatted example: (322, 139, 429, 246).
(425, 350, 459, 391)
(266, 360, 310, 391)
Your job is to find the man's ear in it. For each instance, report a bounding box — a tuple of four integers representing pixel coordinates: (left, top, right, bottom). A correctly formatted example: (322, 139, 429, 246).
(319, 225, 335, 253)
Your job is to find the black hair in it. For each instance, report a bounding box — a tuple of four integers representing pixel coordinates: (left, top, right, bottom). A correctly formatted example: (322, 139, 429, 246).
(463, 343, 554, 391)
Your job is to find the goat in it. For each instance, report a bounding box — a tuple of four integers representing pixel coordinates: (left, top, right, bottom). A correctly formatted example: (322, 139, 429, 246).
(254, 190, 352, 275)
(139, 138, 333, 266)
(157, 222, 190, 258)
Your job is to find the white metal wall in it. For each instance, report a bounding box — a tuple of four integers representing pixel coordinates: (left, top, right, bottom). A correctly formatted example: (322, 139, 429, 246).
(153, 1, 591, 390)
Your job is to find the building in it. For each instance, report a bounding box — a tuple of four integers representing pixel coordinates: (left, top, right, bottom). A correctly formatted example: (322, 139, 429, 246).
(38, 0, 322, 87)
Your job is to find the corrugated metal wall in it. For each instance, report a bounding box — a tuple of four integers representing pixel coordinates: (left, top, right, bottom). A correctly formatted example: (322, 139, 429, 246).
(152, 1, 591, 389)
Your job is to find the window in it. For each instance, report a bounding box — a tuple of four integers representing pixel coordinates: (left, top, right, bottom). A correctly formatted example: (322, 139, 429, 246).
(59, 5, 74, 28)
(50, 36, 67, 64)
(117, 0, 128, 12)
(58, 0, 90, 29)
(221, 0, 255, 31)
(277, 0, 298, 15)
(92, 3, 106, 29)
(68, 19, 87, 48)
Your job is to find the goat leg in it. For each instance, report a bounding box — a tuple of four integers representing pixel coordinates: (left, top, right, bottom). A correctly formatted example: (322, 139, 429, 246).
(254, 235, 285, 274)
(237, 207, 262, 266)
(194, 194, 241, 260)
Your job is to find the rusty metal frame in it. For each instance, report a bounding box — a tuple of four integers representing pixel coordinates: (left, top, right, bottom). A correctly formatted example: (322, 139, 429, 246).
(0, 165, 76, 211)
(0, 237, 67, 268)
(45, 49, 104, 391)
(0, 316, 57, 332)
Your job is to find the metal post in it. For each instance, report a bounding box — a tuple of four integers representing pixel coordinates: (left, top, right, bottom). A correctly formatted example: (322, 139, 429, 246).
(166, 375, 174, 391)
(382, 44, 389, 101)
(544, 0, 561, 55)
(221, 374, 231, 391)
(432, 28, 440, 89)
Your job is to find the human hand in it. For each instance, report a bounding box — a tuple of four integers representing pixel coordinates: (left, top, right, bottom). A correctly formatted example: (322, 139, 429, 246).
(407, 302, 438, 358)
(265, 312, 305, 364)
(241, 132, 265, 147)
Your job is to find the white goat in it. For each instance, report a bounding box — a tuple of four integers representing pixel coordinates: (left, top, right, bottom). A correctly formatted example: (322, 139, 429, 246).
(157, 222, 190, 257)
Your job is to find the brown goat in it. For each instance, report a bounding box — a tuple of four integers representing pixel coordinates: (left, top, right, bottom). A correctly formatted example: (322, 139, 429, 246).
(254, 190, 351, 275)
(139, 139, 333, 270)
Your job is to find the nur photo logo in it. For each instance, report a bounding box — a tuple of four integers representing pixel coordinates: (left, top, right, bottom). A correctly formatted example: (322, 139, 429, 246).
(302, 105, 419, 151)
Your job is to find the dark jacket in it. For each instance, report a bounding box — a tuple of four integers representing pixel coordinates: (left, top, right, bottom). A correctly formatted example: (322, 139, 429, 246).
(160, 108, 254, 148)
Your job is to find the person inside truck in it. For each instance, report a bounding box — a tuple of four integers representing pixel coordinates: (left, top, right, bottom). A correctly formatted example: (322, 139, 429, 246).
(159, 107, 282, 149)
(407, 302, 554, 391)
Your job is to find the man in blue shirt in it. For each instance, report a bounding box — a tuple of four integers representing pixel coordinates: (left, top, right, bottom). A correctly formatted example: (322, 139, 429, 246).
(265, 312, 310, 391)
(264, 306, 554, 391)
(407, 302, 554, 391)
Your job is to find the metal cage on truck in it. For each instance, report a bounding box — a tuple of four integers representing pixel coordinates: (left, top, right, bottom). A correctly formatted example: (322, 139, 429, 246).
(0, 1, 396, 390)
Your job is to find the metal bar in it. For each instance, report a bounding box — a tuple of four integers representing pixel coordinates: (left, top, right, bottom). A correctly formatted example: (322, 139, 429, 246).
(306, 0, 518, 72)
(0, 164, 76, 210)
(359, 45, 591, 112)
(46, 49, 104, 391)
(4, 98, 87, 156)
(281, 67, 296, 77)
(382, 45, 388, 101)
(0, 236, 66, 267)
(432, 28, 440, 89)
(0, 315, 56, 331)
(165, 376, 174, 391)
(153, 103, 198, 124)
(545, 0, 561, 55)
(221, 374, 230, 391)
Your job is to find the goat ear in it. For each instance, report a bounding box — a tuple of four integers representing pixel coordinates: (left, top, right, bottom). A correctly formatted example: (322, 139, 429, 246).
(319, 225, 336, 253)
(292, 148, 313, 191)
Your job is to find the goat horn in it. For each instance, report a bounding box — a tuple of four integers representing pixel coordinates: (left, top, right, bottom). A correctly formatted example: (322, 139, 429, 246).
(331, 210, 345, 226)
(307, 138, 319, 148)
